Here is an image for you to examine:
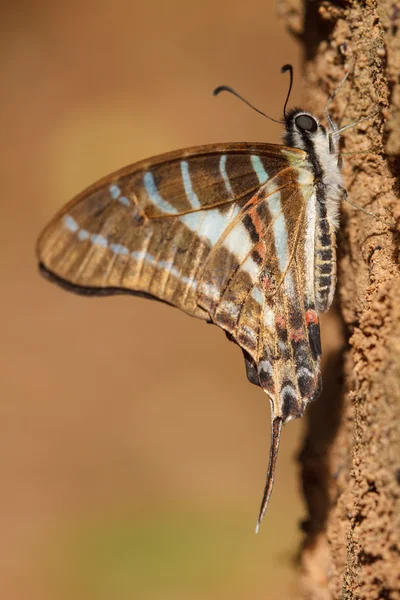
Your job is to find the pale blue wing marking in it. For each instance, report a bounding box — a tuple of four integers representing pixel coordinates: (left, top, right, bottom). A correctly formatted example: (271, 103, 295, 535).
(144, 171, 177, 214)
(64, 215, 79, 233)
(90, 234, 108, 248)
(267, 189, 288, 271)
(109, 184, 130, 207)
(63, 214, 198, 287)
(180, 212, 203, 231)
(158, 259, 181, 279)
(118, 196, 131, 207)
(131, 250, 156, 265)
(266, 189, 293, 295)
(181, 206, 240, 246)
(180, 160, 201, 209)
(110, 243, 129, 255)
(109, 184, 121, 199)
(251, 286, 264, 306)
(130, 251, 197, 289)
(77, 229, 90, 241)
(251, 155, 269, 184)
(219, 154, 233, 195)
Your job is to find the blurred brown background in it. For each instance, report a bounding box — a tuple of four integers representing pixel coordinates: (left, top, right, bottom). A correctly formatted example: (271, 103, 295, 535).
(0, 1, 322, 598)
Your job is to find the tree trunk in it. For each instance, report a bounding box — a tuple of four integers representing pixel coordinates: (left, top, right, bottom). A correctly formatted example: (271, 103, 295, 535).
(279, 1, 400, 598)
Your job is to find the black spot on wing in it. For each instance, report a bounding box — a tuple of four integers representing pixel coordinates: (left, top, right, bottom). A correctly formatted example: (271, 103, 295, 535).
(308, 322, 322, 359)
(237, 328, 257, 353)
(214, 310, 236, 332)
(251, 249, 264, 266)
(256, 199, 270, 222)
(242, 351, 260, 386)
(290, 338, 317, 399)
(275, 318, 290, 360)
(242, 213, 259, 244)
(281, 381, 304, 421)
(256, 350, 275, 395)
(297, 373, 313, 398)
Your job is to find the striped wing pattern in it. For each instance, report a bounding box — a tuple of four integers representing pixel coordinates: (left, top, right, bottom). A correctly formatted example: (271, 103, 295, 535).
(37, 142, 322, 422)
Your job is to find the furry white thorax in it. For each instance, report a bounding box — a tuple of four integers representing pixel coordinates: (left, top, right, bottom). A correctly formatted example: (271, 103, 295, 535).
(284, 110, 343, 230)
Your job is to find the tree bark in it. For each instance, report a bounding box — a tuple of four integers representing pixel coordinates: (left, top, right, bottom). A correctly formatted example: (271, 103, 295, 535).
(279, 1, 400, 598)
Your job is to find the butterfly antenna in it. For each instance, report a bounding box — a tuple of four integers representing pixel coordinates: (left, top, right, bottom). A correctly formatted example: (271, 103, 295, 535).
(214, 64, 293, 124)
(255, 417, 283, 534)
(213, 86, 284, 124)
(280, 64, 293, 120)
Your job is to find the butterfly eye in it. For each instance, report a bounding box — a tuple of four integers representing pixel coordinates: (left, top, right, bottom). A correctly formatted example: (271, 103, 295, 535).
(294, 114, 318, 133)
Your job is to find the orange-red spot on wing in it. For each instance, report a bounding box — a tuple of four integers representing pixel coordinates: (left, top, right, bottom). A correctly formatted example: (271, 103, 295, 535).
(255, 240, 266, 260)
(262, 274, 273, 292)
(243, 193, 260, 211)
(305, 310, 319, 325)
(248, 205, 264, 239)
(289, 327, 305, 342)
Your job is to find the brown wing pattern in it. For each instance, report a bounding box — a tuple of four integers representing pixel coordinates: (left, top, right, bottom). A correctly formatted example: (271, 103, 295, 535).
(37, 142, 321, 421)
(196, 170, 322, 423)
(38, 142, 302, 319)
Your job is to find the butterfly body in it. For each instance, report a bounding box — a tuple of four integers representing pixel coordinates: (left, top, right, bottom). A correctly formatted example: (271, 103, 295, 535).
(37, 104, 344, 529)
(285, 109, 343, 309)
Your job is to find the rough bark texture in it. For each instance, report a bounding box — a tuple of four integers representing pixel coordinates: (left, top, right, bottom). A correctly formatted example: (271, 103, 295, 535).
(279, 1, 400, 598)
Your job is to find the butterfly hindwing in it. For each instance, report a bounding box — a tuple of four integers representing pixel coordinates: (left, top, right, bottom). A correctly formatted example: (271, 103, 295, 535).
(197, 171, 322, 421)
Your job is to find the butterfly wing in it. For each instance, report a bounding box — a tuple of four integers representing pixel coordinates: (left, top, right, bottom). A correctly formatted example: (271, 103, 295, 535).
(38, 141, 324, 529)
(38, 142, 321, 416)
(190, 169, 323, 529)
(38, 142, 303, 317)
(197, 169, 322, 423)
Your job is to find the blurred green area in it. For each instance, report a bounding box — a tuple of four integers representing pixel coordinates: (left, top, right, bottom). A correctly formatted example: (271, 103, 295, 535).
(49, 508, 299, 600)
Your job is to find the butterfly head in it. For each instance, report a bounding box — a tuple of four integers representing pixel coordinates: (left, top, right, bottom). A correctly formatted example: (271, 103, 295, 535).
(284, 108, 333, 151)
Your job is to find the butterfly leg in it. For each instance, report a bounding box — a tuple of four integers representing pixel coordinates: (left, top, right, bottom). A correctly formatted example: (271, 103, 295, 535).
(339, 185, 390, 225)
(324, 59, 354, 132)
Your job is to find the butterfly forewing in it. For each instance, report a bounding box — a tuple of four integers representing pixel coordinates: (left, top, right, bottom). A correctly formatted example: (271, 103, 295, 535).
(37, 141, 321, 419)
(38, 144, 298, 307)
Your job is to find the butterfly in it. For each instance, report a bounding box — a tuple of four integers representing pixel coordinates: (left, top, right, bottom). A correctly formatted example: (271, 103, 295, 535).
(36, 65, 348, 532)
